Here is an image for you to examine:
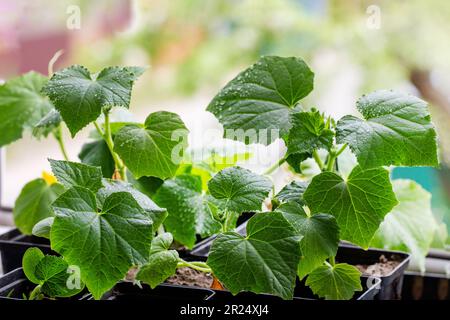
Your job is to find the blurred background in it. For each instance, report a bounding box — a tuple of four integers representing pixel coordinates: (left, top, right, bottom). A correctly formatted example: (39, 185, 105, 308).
(0, 0, 449, 238)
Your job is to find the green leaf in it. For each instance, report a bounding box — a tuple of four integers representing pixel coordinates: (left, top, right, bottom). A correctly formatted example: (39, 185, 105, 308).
(23, 248, 85, 298)
(23, 247, 45, 285)
(154, 175, 221, 248)
(150, 232, 174, 253)
(43, 65, 143, 136)
(114, 111, 189, 179)
(51, 187, 153, 299)
(336, 90, 439, 168)
(78, 140, 115, 178)
(274, 180, 309, 205)
(303, 165, 398, 248)
(285, 152, 310, 173)
(306, 263, 362, 300)
(137, 233, 179, 288)
(32, 217, 54, 239)
(208, 167, 272, 213)
(207, 56, 314, 145)
(137, 251, 179, 289)
(0, 72, 54, 146)
(13, 178, 65, 234)
(35, 256, 77, 297)
(123, 66, 147, 80)
(97, 179, 167, 232)
(207, 212, 302, 299)
(32, 109, 62, 138)
(275, 202, 339, 279)
(371, 179, 439, 271)
(49, 159, 103, 192)
(287, 110, 334, 155)
(126, 172, 164, 197)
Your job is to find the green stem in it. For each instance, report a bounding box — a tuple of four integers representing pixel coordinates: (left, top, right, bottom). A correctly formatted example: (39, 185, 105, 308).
(53, 125, 69, 161)
(336, 143, 348, 157)
(47, 50, 64, 76)
(177, 259, 212, 273)
(312, 150, 324, 170)
(263, 157, 286, 175)
(29, 285, 42, 300)
(329, 256, 336, 266)
(94, 112, 126, 181)
(325, 144, 347, 172)
(326, 152, 337, 172)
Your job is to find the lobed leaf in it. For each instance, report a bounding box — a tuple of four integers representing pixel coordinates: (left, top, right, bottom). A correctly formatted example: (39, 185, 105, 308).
(306, 263, 362, 300)
(153, 175, 221, 248)
(275, 202, 339, 279)
(208, 166, 272, 213)
(13, 178, 65, 234)
(114, 111, 189, 179)
(49, 159, 103, 192)
(0, 72, 54, 146)
(43, 65, 143, 136)
(207, 212, 302, 299)
(336, 90, 439, 168)
(50, 187, 153, 299)
(207, 56, 314, 145)
(303, 165, 398, 248)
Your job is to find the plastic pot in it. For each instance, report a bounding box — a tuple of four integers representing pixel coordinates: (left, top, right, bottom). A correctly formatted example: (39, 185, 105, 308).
(336, 244, 410, 300)
(0, 228, 54, 274)
(401, 271, 449, 300)
(209, 276, 381, 301)
(192, 240, 409, 300)
(182, 253, 381, 301)
(103, 281, 216, 301)
(0, 268, 35, 300)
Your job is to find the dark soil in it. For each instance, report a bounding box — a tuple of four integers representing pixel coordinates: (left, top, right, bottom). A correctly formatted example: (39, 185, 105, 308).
(165, 267, 213, 288)
(355, 254, 401, 277)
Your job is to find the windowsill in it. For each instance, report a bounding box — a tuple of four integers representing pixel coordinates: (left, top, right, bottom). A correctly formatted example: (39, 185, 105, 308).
(0, 209, 13, 228)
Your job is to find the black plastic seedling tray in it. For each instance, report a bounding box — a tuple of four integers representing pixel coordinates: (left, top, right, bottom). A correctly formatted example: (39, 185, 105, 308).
(209, 275, 381, 301)
(336, 244, 410, 300)
(103, 281, 216, 301)
(191, 235, 409, 300)
(0, 228, 54, 274)
(401, 271, 449, 300)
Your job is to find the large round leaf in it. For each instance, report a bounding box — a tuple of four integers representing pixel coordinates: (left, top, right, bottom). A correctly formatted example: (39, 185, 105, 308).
(114, 111, 188, 179)
(207, 212, 302, 299)
(207, 56, 314, 145)
(303, 165, 398, 248)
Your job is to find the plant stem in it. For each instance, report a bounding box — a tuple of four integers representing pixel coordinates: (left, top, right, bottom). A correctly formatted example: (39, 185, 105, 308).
(263, 157, 286, 175)
(329, 256, 336, 266)
(336, 143, 348, 157)
(53, 125, 69, 161)
(29, 285, 42, 300)
(94, 112, 126, 181)
(326, 152, 336, 172)
(177, 259, 212, 273)
(47, 50, 64, 76)
(312, 150, 324, 170)
(325, 144, 347, 172)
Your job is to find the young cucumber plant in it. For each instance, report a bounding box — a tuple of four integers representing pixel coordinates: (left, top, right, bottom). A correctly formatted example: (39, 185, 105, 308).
(203, 55, 439, 299)
(0, 63, 207, 299)
(0, 55, 439, 300)
(21, 247, 85, 300)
